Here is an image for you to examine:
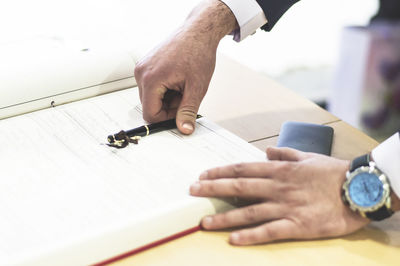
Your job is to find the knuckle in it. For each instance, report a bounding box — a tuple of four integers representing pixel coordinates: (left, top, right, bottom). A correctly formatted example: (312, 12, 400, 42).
(139, 72, 153, 86)
(244, 231, 259, 243)
(289, 216, 307, 234)
(275, 162, 296, 180)
(277, 161, 291, 172)
(178, 107, 198, 119)
(261, 226, 277, 240)
(134, 63, 145, 79)
(142, 112, 156, 123)
(243, 206, 259, 222)
(134, 67, 155, 87)
(203, 181, 216, 194)
(212, 167, 222, 177)
(232, 178, 247, 194)
(277, 183, 295, 196)
(232, 163, 245, 177)
(214, 213, 228, 226)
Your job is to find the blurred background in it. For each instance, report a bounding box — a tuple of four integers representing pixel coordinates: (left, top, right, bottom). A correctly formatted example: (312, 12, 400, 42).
(0, 0, 378, 99)
(3, 0, 398, 139)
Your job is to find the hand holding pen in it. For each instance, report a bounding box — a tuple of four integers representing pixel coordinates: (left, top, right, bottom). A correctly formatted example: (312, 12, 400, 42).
(107, 115, 202, 149)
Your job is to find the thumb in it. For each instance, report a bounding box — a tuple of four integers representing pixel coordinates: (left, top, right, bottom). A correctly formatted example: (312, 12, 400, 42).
(176, 87, 203, 135)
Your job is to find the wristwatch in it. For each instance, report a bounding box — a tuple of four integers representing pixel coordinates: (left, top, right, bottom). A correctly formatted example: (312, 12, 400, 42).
(342, 153, 394, 221)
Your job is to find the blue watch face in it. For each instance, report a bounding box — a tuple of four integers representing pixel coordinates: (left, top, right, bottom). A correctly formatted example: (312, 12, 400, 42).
(348, 172, 383, 207)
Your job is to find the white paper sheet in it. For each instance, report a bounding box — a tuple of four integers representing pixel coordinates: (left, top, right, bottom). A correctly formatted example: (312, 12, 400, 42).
(0, 88, 265, 264)
(0, 47, 137, 120)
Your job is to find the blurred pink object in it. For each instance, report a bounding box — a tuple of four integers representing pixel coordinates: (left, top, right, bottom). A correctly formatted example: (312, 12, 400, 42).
(329, 22, 400, 140)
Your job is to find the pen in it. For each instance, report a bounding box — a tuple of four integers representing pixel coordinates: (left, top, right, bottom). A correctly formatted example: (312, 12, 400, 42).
(107, 114, 202, 148)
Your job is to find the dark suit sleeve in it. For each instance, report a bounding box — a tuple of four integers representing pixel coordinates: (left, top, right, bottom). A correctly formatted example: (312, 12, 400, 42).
(255, 0, 300, 31)
(371, 0, 400, 22)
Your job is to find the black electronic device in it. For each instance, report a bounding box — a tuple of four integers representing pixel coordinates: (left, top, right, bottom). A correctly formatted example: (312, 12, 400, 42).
(277, 121, 334, 155)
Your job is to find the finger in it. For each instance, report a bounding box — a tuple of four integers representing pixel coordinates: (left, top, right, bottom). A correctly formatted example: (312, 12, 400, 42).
(163, 90, 182, 111)
(138, 83, 143, 103)
(190, 178, 276, 199)
(164, 108, 179, 120)
(266, 147, 309, 162)
(176, 83, 204, 135)
(142, 85, 169, 122)
(161, 90, 182, 119)
(134, 64, 144, 103)
(199, 162, 278, 180)
(201, 203, 282, 230)
(229, 219, 297, 245)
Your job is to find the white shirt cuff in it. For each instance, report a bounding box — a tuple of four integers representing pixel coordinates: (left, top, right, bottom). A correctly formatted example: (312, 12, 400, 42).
(372, 132, 400, 198)
(219, 0, 267, 42)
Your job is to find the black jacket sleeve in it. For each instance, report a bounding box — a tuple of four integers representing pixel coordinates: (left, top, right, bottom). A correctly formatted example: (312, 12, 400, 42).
(371, 0, 400, 22)
(255, 0, 300, 31)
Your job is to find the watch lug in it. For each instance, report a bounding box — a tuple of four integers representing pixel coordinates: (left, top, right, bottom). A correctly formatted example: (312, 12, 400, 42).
(385, 195, 392, 209)
(341, 194, 347, 204)
(346, 171, 350, 178)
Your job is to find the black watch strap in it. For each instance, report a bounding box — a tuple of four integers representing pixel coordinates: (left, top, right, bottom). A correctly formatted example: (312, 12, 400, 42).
(350, 154, 370, 171)
(350, 153, 394, 221)
(366, 205, 394, 221)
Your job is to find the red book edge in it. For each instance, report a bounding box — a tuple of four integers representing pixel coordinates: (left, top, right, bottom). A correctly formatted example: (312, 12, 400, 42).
(92, 225, 201, 266)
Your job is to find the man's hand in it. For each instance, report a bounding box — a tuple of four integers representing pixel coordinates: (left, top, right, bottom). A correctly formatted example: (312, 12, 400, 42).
(134, 0, 237, 134)
(190, 147, 370, 245)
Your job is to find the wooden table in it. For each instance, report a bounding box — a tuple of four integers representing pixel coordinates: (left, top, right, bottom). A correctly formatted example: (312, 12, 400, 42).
(112, 54, 400, 266)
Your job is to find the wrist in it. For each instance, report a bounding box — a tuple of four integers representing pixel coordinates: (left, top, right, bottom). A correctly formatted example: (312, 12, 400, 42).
(391, 192, 400, 211)
(182, 0, 238, 48)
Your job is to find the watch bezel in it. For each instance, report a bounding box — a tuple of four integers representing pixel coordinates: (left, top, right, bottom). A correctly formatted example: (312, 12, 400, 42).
(343, 161, 391, 214)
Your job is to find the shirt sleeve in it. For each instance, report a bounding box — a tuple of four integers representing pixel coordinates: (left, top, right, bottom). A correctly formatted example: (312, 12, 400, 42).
(219, 0, 267, 42)
(219, 0, 300, 42)
(371, 132, 400, 198)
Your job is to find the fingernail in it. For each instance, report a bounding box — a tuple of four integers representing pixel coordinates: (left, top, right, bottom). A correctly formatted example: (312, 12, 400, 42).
(230, 233, 240, 244)
(202, 216, 213, 228)
(199, 171, 208, 180)
(190, 182, 201, 194)
(182, 122, 194, 132)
